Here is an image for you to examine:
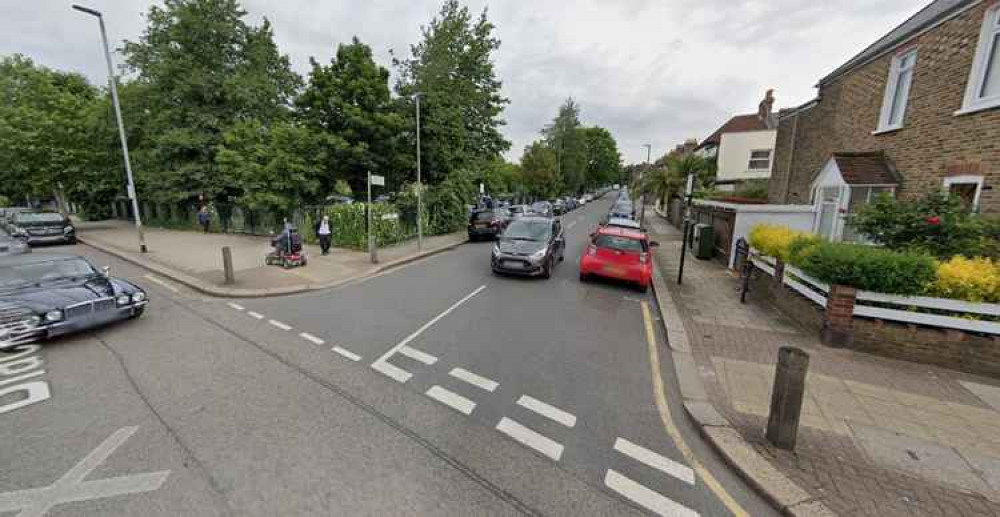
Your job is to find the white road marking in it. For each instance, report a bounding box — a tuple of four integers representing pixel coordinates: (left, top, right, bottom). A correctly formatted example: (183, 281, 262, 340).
(143, 274, 179, 293)
(299, 332, 324, 345)
(371, 285, 486, 380)
(398, 346, 438, 365)
(517, 395, 577, 428)
(426, 385, 476, 415)
(227, 302, 245, 311)
(614, 437, 696, 485)
(495, 417, 564, 461)
(0, 426, 170, 516)
(604, 469, 699, 517)
(567, 221, 577, 229)
(449, 368, 498, 392)
(331, 346, 362, 362)
(247, 311, 264, 320)
(268, 320, 292, 331)
(372, 361, 412, 383)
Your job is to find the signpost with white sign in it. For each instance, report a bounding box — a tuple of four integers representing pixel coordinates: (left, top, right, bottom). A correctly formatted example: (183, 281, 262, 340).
(367, 172, 384, 264)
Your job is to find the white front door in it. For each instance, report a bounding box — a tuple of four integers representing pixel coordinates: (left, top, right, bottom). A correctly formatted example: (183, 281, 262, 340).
(816, 186, 842, 240)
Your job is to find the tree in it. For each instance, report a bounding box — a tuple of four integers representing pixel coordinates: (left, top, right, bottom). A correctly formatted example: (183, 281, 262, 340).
(642, 154, 709, 207)
(122, 0, 300, 203)
(520, 142, 561, 198)
(394, 0, 510, 182)
(541, 98, 587, 194)
(0, 55, 104, 208)
(216, 121, 333, 217)
(581, 126, 621, 188)
(297, 37, 407, 196)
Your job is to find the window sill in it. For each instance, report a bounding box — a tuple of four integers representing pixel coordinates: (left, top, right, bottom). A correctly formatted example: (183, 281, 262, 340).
(954, 99, 1000, 116)
(871, 126, 903, 135)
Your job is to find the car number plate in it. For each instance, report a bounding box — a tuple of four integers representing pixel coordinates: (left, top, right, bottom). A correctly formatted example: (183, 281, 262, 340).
(603, 265, 625, 275)
(503, 260, 523, 269)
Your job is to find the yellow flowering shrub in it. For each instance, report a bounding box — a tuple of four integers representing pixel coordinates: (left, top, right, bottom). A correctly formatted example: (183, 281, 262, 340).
(931, 256, 1000, 303)
(749, 224, 817, 261)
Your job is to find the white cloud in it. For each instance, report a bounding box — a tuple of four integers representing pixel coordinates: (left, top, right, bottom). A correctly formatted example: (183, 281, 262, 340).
(1, 0, 922, 163)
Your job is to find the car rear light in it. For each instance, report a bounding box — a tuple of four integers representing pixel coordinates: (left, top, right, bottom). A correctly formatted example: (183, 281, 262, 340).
(587, 244, 597, 256)
(639, 252, 648, 264)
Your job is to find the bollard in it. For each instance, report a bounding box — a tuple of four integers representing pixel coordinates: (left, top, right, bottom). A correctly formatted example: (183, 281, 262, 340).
(766, 346, 810, 450)
(222, 246, 235, 285)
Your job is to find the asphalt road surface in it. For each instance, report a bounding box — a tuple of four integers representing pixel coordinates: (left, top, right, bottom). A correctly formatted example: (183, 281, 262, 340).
(0, 197, 778, 516)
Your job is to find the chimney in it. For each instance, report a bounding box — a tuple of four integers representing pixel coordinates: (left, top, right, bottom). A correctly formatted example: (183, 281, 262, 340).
(758, 89, 775, 121)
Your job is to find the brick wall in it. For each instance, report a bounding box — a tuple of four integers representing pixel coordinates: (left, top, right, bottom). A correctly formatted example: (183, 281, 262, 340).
(750, 265, 1000, 378)
(770, 1, 1000, 214)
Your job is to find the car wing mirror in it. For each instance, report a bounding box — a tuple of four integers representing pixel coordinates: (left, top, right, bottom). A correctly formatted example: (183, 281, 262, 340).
(102, 266, 111, 277)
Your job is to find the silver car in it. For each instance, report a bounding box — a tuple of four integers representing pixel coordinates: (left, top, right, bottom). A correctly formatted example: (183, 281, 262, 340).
(0, 233, 30, 257)
(491, 217, 565, 279)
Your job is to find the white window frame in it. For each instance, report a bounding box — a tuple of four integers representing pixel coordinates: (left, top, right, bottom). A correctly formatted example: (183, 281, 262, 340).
(943, 175, 985, 211)
(875, 48, 918, 133)
(747, 149, 772, 171)
(958, 4, 1000, 115)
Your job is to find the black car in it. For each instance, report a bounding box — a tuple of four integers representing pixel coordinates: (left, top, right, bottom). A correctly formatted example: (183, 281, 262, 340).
(0, 233, 30, 257)
(9, 211, 76, 245)
(468, 208, 511, 241)
(552, 199, 567, 216)
(491, 216, 565, 278)
(0, 254, 147, 350)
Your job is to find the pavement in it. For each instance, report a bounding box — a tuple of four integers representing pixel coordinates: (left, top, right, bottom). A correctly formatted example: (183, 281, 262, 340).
(73, 219, 468, 297)
(1, 197, 780, 516)
(646, 210, 1000, 516)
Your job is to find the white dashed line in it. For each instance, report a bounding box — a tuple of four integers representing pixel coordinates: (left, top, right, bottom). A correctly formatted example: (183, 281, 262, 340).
(331, 346, 362, 362)
(299, 332, 324, 345)
(143, 274, 179, 293)
(372, 361, 412, 383)
(604, 469, 699, 517)
(426, 386, 476, 415)
(449, 368, 499, 392)
(227, 302, 245, 311)
(517, 395, 577, 428)
(247, 311, 264, 320)
(268, 320, 292, 331)
(495, 417, 564, 461)
(567, 221, 577, 229)
(614, 437, 696, 485)
(398, 346, 438, 365)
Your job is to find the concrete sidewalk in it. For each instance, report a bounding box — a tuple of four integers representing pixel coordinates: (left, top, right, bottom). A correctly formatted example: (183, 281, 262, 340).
(75, 220, 467, 297)
(647, 213, 1000, 516)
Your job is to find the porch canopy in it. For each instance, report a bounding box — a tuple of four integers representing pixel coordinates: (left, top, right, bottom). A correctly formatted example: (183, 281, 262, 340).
(811, 151, 901, 241)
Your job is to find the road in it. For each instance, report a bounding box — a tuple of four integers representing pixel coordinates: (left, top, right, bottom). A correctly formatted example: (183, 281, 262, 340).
(0, 197, 777, 516)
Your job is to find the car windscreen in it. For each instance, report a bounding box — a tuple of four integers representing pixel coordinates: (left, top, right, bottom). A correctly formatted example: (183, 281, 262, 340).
(472, 211, 495, 222)
(0, 258, 98, 288)
(503, 220, 551, 242)
(14, 212, 65, 224)
(594, 234, 646, 253)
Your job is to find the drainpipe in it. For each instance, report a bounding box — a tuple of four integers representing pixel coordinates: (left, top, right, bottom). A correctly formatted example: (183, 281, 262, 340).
(781, 112, 800, 203)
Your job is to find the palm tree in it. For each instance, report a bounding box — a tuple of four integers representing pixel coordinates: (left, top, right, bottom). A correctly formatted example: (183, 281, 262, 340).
(642, 154, 708, 208)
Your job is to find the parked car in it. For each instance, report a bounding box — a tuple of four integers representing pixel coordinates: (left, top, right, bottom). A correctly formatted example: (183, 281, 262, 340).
(508, 204, 530, 218)
(0, 234, 30, 257)
(1, 207, 32, 233)
(606, 202, 634, 222)
(579, 226, 658, 292)
(468, 208, 511, 241)
(530, 201, 553, 218)
(552, 199, 567, 216)
(491, 216, 565, 279)
(603, 217, 642, 232)
(0, 254, 147, 349)
(564, 197, 579, 211)
(579, 194, 591, 205)
(8, 211, 76, 245)
(325, 194, 354, 205)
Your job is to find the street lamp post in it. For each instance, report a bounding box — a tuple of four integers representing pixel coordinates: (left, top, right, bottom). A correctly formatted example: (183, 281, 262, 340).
(641, 144, 651, 228)
(73, 4, 147, 253)
(414, 92, 423, 252)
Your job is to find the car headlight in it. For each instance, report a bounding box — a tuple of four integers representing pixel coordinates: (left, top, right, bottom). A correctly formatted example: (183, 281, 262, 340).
(116, 294, 132, 306)
(44, 310, 63, 322)
(492, 244, 500, 257)
(132, 292, 146, 303)
(23, 315, 41, 328)
(63, 226, 75, 234)
(530, 249, 547, 260)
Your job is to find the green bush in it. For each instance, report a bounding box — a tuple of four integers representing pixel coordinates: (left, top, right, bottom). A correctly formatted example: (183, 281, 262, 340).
(308, 202, 408, 250)
(790, 241, 937, 295)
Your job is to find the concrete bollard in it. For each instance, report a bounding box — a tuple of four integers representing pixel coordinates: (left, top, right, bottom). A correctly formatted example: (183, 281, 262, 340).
(766, 346, 810, 450)
(222, 246, 235, 285)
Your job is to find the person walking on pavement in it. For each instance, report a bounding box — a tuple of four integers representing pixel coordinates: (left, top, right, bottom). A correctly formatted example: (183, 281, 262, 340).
(197, 206, 211, 233)
(314, 215, 333, 255)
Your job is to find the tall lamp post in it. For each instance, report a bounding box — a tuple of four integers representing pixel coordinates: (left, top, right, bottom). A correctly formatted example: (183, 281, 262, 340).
(73, 4, 147, 253)
(640, 144, 652, 228)
(414, 92, 423, 252)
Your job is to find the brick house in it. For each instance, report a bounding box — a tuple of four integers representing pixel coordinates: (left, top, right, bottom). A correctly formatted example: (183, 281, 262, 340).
(769, 0, 1000, 241)
(695, 90, 778, 191)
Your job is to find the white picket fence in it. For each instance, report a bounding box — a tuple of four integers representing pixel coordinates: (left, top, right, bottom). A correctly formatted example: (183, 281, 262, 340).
(751, 255, 1000, 335)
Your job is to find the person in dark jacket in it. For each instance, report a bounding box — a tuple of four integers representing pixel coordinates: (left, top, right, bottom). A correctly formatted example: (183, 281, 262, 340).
(314, 215, 333, 255)
(197, 206, 211, 233)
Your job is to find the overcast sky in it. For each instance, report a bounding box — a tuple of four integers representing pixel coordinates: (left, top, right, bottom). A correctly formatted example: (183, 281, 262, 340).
(3, 0, 922, 164)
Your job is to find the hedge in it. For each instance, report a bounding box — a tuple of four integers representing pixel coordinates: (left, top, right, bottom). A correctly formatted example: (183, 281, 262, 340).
(930, 256, 1000, 303)
(791, 241, 937, 296)
(749, 224, 818, 261)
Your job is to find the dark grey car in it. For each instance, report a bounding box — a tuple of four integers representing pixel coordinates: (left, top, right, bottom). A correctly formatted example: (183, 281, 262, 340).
(8, 211, 76, 245)
(0, 254, 147, 350)
(491, 217, 565, 278)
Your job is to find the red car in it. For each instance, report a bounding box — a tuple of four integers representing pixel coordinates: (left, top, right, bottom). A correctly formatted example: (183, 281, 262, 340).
(579, 226, 658, 292)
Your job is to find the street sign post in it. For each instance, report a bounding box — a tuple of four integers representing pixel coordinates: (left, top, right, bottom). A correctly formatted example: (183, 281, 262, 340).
(677, 173, 696, 285)
(371, 175, 385, 187)
(367, 172, 380, 264)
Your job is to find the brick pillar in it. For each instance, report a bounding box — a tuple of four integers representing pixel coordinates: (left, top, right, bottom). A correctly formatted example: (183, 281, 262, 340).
(822, 284, 856, 348)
